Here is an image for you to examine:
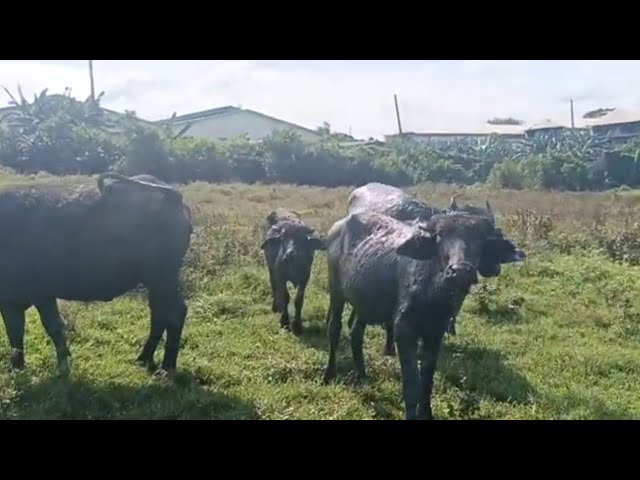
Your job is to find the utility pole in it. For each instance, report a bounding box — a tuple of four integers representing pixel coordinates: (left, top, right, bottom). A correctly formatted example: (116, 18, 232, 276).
(394, 93, 403, 135)
(570, 98, 575, 129)
(88, 60, 95, 101)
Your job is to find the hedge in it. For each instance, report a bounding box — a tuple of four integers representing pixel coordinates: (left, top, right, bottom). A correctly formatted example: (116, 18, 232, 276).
(1, 87, 640, 191)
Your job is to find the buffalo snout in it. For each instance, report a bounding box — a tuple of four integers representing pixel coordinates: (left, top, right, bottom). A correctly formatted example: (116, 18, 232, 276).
(444, 260, 478, 286)
(281, 239, 300, 264)
(511, 248, 526, 262)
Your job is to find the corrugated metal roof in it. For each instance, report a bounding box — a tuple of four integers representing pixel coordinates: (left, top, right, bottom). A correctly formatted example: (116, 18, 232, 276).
(386, 124, 526, 137)
(524, 119, 566, 131)
(155, 106, 323, 138)
(155, 106, 239, 124)
(478, 124, 527, 135)
(386, 117, 585, 138)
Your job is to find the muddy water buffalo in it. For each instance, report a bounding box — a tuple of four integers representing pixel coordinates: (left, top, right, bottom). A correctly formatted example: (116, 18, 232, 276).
(261, 209, 326, 334)
(0, 173, 193, 374)
(347, 182, 447, 223)
(346, 182, 499, 344)
(323, 210, 525, 420)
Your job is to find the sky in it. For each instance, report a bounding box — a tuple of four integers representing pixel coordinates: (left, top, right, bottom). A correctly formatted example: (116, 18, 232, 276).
(2, 60, 640, 140)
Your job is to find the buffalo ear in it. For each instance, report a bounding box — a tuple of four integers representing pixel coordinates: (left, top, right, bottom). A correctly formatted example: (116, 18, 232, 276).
(396, 232, 438, 260)
(260, 228, 282, 250)
(478, 262, 501, 278)
(307, 234, 327, 251)
(484, 237, 526, 264)
(260, 237, 278, 250)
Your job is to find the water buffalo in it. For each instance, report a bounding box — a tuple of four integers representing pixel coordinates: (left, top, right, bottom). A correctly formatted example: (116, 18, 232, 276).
(346, 182, 499, 346)
(347, 182, 447, 223)
(0, 172, 193, 374)
(323, 210, 525, 420)
(261, 208, 326, 334)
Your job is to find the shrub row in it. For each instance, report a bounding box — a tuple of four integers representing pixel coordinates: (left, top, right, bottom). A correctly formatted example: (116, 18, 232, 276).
(2, 87, 640, 191)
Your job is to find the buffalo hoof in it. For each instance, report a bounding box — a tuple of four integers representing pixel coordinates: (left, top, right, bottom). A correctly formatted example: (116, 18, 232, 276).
(9, 349, 25, 371)
(280, 324, 291, 333)
(322, 369, 336, 385)
(271, 300, 279, 313)
(160, 358, 178, 374)
(405, 410, 432, 420)
(353, 372, 368, 385)
(152, 368, 172, 381)
(417, 407, 433, 420)
(383, 345, 396, 357)
(136, 354, 152, 366)
(135, 354, 159, 373)
(291, 322, 303, 336)
(57, 361, 71, 377)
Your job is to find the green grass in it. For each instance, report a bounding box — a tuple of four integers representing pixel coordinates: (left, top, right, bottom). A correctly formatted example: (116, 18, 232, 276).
(2, 175, 640, 419)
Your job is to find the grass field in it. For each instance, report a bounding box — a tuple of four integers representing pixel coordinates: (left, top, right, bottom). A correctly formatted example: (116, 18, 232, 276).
(2, 173, 640, 419)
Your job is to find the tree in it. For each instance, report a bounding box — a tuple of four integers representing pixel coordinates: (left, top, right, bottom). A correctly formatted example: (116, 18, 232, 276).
(486, 117, 524, 126)
(583, 108, 615, 119)
(316, 121, 355, 141)
(316, 121, 331, 136)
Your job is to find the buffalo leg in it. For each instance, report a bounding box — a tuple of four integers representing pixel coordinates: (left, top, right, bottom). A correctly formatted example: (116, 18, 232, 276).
(267, 264, 279, 313)
(394, 319, 420, 420)
(278, 285, 290, 330)
(349, 314, 367, 382)
(416, 333, 444, 420)
(0, 303, 28, 370)
(162, 290, 187, 372)
(141, 282, 187, 372)
(137, 291, 167, 369)
(35, 299, 71, 375)
(323, 295, 345, 383)
(384, 323, 396, 356)
(291, 281, 307, 335)
(346, 308, 355, 328)
(161, 290, 187, 372)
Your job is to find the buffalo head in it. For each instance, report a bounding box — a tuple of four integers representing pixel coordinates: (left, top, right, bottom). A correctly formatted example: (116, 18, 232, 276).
(395, 213, 524, 290)
(261, 224, 326, 264)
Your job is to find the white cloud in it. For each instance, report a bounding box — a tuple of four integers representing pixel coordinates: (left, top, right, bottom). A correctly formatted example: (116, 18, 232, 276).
(2, 60, 640, 139)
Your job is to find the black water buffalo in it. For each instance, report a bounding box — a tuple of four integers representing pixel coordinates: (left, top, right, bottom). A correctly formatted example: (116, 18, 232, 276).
(0, 172, 193, 374)
(347, 182, 447, 223)
(345, 182, 499, 345)
(261, 209, 326, 334)
(323, 210, 525, 420)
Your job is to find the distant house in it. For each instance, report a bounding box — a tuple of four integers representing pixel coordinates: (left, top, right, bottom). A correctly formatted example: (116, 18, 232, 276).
(583, 108, 640, 142)
(524, 119, 567, 139)
(155, 106, 323, 143)
(384, 124, 526, 145)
